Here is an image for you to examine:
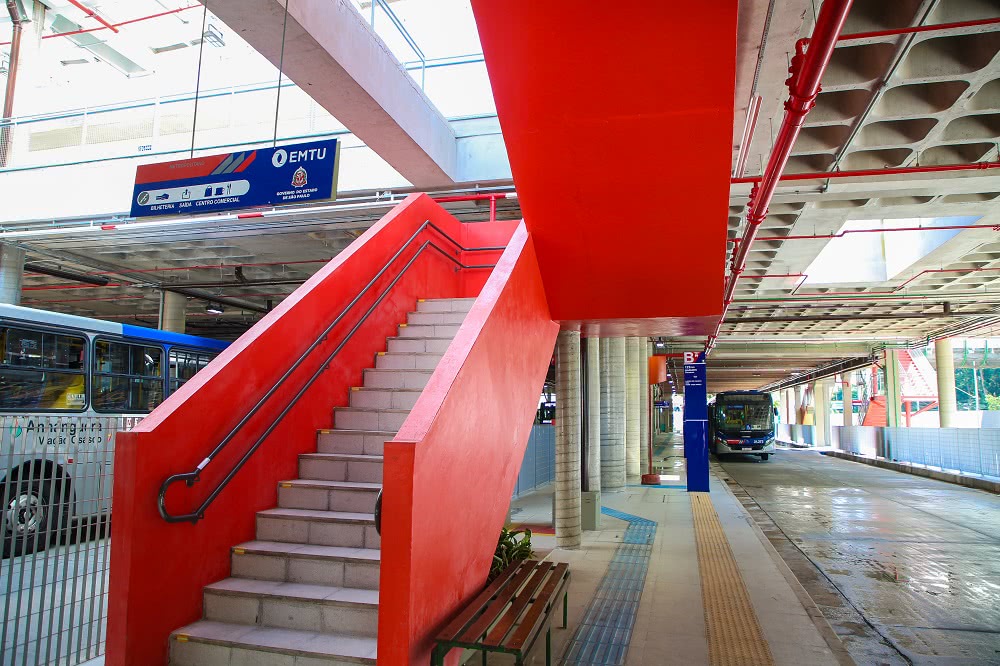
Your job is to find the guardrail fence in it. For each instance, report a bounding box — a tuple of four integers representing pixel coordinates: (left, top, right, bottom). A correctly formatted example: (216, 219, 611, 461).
(1, 415, 138, 666)
(833, 425, 1000, 480)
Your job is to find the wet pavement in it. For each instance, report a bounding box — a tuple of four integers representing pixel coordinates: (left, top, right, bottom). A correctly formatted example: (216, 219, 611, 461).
(719, 448, 1000, 665)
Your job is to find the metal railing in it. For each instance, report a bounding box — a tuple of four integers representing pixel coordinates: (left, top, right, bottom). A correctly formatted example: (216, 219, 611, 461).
(835, 425, 1000, 479)
(158, 222, 504, 524)
(0, 415, 140, 666)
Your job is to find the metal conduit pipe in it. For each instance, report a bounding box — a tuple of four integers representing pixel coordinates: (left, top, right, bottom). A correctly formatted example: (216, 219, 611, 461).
(600, 338, 626, 491)
(731, 160, 1000, 185)
(554, 331, 582, 549)
(709, 0, 855, 354)
(1, 0, 23, 168)
(625, 337, 642, 478)
(586, 337, 602, 494)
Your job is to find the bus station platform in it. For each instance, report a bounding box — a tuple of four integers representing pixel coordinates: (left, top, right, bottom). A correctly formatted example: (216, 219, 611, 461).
(504, 433, 850, 666)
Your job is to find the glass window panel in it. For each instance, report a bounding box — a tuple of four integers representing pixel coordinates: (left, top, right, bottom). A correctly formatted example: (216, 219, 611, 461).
(0, 369, 87, 410)
(93, 376, 163, 412)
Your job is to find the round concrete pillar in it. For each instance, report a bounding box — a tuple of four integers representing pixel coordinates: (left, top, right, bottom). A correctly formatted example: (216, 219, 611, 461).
(640, 340, 650, 474)
(842, 373, 853, 427)
(600, 337, 626, 490)
(586, 337, 601, 493)
(0, 244, 25, 305)
(554, 331, 582, 548)
(159, 290, 187, 334)
(935, 338, 958, 428)
(625, 337, 643, 478)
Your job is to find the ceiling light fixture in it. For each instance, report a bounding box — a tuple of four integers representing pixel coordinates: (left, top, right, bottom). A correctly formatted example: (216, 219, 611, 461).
(206, 304, 224, 315)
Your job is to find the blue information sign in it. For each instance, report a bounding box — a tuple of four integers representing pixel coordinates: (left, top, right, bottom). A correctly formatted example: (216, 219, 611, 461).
(130, 138, 340, 218)
(683, 353, 710, 492)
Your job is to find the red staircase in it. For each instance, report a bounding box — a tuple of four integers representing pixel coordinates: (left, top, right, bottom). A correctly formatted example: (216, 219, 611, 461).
(861, 396, 887, 426)
(107, 196, 557, 666)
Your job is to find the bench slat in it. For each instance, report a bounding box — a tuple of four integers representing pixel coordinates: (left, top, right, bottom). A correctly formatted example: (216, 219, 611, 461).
(504, 562, 570, 651)
(457, 561, 538, 643)
(435, 560, 523, 641)
(482, 561, 554, 647)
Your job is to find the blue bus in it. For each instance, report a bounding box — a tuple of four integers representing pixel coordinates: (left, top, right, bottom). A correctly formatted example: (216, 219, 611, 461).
(709, 390, 776, 461)
(0, 303, 228, 556)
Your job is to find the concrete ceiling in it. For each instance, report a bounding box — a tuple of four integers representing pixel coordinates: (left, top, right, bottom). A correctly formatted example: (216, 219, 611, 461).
(7, 0, 1000, 393)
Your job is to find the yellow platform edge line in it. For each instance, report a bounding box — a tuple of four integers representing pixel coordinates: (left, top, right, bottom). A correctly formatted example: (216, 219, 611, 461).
(691, 492, 775, 666)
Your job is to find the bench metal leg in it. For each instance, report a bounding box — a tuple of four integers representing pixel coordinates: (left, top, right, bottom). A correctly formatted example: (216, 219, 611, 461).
(431, 645, 443, 666)
(482, 649, 487, 666)
(546, 627, 552, 666)
(563, 590, 568, 628)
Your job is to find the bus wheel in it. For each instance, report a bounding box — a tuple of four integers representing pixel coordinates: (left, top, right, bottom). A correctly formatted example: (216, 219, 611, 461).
(759, 453, 770, 461)
(2, 478, 65, 558)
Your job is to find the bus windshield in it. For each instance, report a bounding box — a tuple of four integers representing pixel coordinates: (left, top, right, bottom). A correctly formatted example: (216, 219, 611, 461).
(716, 395, 773, 431)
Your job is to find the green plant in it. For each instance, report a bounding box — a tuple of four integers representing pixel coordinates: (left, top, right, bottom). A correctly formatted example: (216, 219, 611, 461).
(489, 527, 535, 582)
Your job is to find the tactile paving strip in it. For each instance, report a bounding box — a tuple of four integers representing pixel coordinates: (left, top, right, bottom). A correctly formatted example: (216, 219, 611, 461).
(561, 507, 656, 665)
(691, 492, 774, 666)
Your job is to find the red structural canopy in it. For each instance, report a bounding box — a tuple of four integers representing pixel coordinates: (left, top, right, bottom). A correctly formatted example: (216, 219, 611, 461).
(471, 1, 738, 336)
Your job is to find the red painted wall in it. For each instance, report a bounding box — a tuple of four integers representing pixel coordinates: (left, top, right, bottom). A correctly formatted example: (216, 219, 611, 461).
(106, 194, 515, 666)
(471, 1, 738, 336)
(378, 223, 559, 664)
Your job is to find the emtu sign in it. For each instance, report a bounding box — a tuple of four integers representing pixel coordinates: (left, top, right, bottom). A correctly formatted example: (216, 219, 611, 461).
(130, 138, 341, 218)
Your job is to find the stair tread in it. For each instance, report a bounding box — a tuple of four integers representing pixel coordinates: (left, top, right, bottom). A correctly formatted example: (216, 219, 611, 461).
(350, 386, 424, 392)
(380, 351, 445, 356)
(299, 452, 384, 463)
(259, 507, 375, 524)
(235, 540, 381, 561)
(174, 620, 377, 662)
(364, 368, 434, 373)
(317, 428, 396, 436)
(206, 577, 379, 606)
(282, 479, 381, 491)
(336, 407, 412, 413)
(386, 336, 457, 342)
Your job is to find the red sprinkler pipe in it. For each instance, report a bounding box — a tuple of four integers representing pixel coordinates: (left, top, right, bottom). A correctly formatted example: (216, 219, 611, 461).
(66, 0, 119, 33)
(708, 0, 854, 354)
(832, 17, 1000, 42)
(758, 222, 1000, 242)
(0, 5, 200, 46)
(732, 160, 1000, 185)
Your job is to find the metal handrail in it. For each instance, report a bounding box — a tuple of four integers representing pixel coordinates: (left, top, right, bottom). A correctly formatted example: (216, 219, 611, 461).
(158, 221, 504, 523)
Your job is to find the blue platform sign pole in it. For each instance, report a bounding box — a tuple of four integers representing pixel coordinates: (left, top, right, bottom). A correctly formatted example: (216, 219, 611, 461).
(683, 351, 710, 492)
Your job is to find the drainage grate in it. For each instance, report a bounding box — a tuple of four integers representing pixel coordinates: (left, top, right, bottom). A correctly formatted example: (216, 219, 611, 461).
(561, 507, 656, 665)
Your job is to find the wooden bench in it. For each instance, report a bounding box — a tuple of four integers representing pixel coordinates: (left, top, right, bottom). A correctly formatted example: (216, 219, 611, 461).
(431, 560, 570, 666)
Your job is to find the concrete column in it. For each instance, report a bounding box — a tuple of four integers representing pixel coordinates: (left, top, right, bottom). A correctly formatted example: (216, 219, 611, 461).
(884, 350, 902, 428)
(586, 337, 601, 493)
(785, 388, 795, 424)
(158, 290, 187, 334)
(640, 341, 650, 473)
(600, 337, 626, 490)
(935, 338, 958, 428)
(842, 372, 853, 427)
(792, 385, 803, 425)
(554, 331, 581, 548)
(0, 244, 25, 304)
(813, 379, 832, 447)
(625, 337, 642, 478)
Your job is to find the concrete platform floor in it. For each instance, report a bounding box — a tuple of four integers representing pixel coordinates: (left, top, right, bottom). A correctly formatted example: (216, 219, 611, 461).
(721, 447, 1000, 665)
(499, 435, 847, 666)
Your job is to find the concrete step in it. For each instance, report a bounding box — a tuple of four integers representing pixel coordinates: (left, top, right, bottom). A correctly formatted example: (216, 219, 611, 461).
(405, 310, 468, 325)
(299, 453, 383, 484)
(415, 297, 476, 313)
(170, 621, 377, 665)
(317, 429, 393, 456)
(203, 578, 379, 637)
(362, 368, 433, 390)
(374, 351, 444, 370)
(278, 479, 380, 514)
(386, 336, 454, 354)
(334, 407, 409, 431)
(348, 387, 423, 410)
(256, 508, 379, 550)
(397, 323, 461, 338)
(230, 540, 380, 590)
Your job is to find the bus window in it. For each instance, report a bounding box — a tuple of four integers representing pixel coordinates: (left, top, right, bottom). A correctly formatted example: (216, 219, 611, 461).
(0, 326, 87, 411)
(92, 340, 164, 413)
(168, 349, 215, 393)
